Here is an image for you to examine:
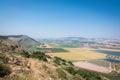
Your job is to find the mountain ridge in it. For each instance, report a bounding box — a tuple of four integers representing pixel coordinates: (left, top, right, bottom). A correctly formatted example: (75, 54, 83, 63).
(0, 35, 40, 49)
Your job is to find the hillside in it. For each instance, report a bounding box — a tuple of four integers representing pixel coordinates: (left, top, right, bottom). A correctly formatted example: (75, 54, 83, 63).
(0, 39, 109, 80)
(0, 35, 40, 49)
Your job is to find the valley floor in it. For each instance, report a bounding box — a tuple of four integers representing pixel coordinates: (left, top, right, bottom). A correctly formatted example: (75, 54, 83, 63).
(73, 61, 111, 73)
(47, 48, 107, 61)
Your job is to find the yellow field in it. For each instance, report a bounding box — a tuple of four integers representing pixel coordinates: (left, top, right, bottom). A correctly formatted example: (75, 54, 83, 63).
(47, 48, 107, 61)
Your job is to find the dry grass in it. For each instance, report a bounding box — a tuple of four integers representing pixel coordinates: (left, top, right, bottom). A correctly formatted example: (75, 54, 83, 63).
(47, 48, 107, 61)
(6, 73, 38, 80)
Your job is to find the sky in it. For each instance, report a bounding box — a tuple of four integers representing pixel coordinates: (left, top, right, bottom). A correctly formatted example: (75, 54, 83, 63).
(0, 0, 120, 39)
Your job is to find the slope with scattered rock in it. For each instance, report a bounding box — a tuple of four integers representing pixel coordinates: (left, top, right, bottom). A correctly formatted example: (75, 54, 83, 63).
(0, 38, 109, 80)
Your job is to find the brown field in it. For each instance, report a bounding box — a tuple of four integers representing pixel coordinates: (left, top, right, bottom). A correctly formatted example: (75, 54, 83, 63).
(47, 48, 107, 61)
(73, 61, 110, 73)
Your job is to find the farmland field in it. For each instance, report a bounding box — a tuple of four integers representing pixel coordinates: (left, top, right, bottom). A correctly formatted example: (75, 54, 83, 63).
(48, 43, 79, 48)
(47, 48, 107, 61)
(73, 61, 110, 73)
(36, 48, 69, 53)
(87, 59, 110, 67)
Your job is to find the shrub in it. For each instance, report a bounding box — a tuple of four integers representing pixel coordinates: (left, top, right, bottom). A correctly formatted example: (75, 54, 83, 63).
(72, 76, 81, 80)
(32, 51, 47, 61)
(67, 61, 74, 66)
(54, 57, 66, 62)
(21, 52, 31, 58)
(0, 63, 11, 77)
(0, 55, 7, 63)
(76, 69, 102, 80)
(54, 57, 67, 65)
(54, 58, 61, 65)
(21, 51, 49, 62)
(65, 67, 76, 75)
(56, 68, 66, 78)
(46, 55, 52, 59)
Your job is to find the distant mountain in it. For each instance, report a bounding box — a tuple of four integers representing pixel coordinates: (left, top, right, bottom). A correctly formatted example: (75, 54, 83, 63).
(0, 35, 40, 49)
(63, 37, 88, 40)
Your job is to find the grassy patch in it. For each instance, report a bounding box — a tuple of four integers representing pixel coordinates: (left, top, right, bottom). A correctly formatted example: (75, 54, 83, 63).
(49, 43, 78, 48)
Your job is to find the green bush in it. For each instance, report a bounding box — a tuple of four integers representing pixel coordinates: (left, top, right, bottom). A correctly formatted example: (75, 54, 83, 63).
(67, 61, 74, 66)
(0, 55, 7, 63)
(72, 76, 81, 80)
(76, 69, 102, 80)
(54, 57, 67, 65)
(32, 51, 47, 61)
(65, 67, 76, 75)
(21, 51, 49, 62)
(54, 57, 61, 65)
(46, 55, 52, 59)
(21, 52, 31, 58)
(0, 63, 11, 77)
(56, 68, 66, 78)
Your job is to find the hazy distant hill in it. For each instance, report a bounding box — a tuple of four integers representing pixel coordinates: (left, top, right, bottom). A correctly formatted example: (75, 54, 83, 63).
(63, 37, 88, 41)
(0, 35, 40, 49)
(65, 37, 87, 39)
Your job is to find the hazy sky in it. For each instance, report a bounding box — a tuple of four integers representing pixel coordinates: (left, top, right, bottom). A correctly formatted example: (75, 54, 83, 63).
(0, 0, 120, 39)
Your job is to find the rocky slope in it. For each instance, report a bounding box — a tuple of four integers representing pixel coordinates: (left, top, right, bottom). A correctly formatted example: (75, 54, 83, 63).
(0, 39, 109, 80)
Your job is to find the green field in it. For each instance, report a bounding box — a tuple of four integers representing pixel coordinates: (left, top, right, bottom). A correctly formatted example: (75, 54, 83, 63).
(49, 43, 79, 48)
(87, 59, 110, 67)
(35, 48, 69, 53)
